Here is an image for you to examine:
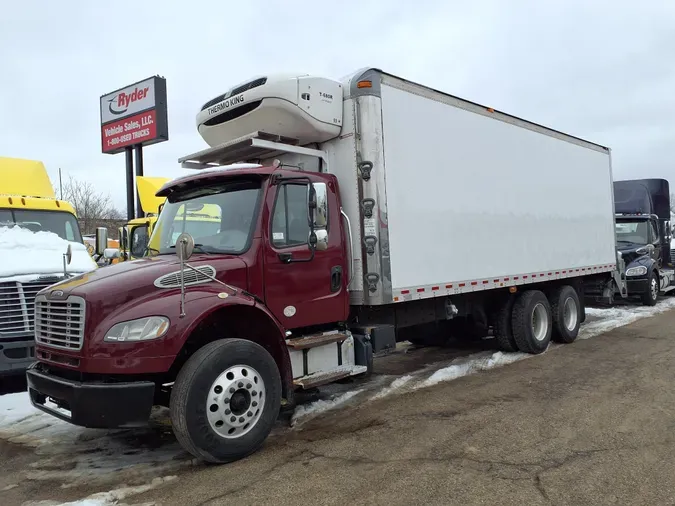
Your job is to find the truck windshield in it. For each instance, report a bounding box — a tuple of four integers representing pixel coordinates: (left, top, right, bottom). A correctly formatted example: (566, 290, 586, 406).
(615, 221, 649, 245)
(0, 208, 83, 243)
(147, 180, 261, 255)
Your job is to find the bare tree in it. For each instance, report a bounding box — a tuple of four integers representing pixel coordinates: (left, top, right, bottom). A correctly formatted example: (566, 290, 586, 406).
(60, 175, 125, 237)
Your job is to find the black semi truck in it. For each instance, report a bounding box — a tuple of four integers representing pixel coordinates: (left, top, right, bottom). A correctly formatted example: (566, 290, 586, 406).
(613, 178, 675, 305)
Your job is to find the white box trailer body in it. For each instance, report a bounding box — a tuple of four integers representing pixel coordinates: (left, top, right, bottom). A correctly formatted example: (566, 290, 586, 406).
(185, 69, 621, 307)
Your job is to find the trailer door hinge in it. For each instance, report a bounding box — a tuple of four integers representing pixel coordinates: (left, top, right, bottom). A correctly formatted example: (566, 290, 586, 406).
(358, 161, 373, 181)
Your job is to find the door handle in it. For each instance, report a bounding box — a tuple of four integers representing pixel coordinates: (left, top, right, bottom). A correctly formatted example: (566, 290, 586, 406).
(330, 266, 343, 292)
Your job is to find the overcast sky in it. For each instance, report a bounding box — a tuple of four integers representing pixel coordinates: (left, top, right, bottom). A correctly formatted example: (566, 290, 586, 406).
(1, 0, 674, 212)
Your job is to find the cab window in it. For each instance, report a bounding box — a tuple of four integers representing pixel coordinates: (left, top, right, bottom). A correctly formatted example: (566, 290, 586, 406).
(271, 184, 310, 248)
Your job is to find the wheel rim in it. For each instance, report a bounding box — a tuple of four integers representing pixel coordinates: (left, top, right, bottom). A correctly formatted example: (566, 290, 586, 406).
(531, 303, 549, 341)
(562, 297, 578, 331)
(651, 277, 658, 300)
(206, 365, 266, 439)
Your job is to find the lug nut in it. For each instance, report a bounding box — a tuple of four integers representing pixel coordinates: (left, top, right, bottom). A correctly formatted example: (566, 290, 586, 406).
(247, 411, 253, 417)
(238, 382, 243, 388)
(225, 409, 231, 415)
(224, 398, 230, 404)
(246, 384, 252, 389)
(239, 417, 245, 423)
(229, 387, 235, 394)
(252, 401, 258, 407)
(230, 416, 236, 422)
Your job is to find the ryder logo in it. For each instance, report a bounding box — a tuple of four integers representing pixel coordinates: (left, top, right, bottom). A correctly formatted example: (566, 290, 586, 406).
(108, 86, 150, 115)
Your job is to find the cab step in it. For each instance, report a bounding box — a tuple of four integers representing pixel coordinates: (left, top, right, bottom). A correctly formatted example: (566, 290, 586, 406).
(293, 365, 368, 389)
(285, 330, 348, 350)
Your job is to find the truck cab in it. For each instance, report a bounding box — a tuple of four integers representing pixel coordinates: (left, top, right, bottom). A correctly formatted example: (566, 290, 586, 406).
(0, 157, 97, 376)
(614, 178, 674, 305)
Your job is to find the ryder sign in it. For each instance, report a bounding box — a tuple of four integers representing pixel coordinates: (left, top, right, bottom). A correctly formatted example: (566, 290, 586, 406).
(100, 76, 168, 154)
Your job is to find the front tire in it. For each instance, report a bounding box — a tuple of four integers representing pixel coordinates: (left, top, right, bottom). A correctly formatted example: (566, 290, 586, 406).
(641, 271, 659, 306)
(170, 339, 282, 464)
(511, 290, 552, 354)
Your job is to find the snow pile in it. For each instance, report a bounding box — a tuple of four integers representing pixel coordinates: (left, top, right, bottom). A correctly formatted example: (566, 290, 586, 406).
(370, 375, 414, 401)
(23, 475, 176, 506)
(0, 226, 96, 278)
(580, 298, 675, 339)
(417, 350, 531, 389)
(290, 389, 364, 427)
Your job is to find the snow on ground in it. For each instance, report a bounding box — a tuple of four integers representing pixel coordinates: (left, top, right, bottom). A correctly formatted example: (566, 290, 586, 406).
(0, 393, 191, 489)
(23, 476, 176, 506)
(0, 225, 96, 278)
(290, 389, 365, 427)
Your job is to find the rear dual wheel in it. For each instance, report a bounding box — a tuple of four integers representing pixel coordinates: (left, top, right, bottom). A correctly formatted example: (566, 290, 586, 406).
(494, 285, 581, 354)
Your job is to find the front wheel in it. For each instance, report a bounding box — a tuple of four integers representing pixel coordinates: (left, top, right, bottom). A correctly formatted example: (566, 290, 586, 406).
(170, 339, 282, 464)
(641, 271, 659, 306)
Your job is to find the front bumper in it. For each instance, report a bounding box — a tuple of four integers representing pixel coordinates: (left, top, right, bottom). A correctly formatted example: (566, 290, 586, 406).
(626, 278, 649, 296)
(26, 363, 155, 428)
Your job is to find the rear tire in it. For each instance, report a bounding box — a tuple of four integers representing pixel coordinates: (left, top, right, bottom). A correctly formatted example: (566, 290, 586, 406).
(641, 271, 659, 306)
(493, 295, 518, 352)
(170, 339, 281, 464)
(549, 285, 581, 344)
(511, 290, 552, 354)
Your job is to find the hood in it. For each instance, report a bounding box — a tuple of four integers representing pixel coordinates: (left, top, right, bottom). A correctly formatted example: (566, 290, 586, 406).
(44, 253, 249, 315)
(617, 244, 650, 267)
(0, 226, 97, 279)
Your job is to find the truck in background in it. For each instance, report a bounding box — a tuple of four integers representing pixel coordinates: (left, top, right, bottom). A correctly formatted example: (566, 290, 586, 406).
(27, 69, 626, 464)
(613, 178, 675, 305)
(0, 157, 97, 377)
(114, 176, 222, 262)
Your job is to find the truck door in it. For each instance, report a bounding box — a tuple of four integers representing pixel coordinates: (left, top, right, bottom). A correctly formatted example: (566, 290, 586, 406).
(649, 219, 662, 267)
(262, 178, 348, 329)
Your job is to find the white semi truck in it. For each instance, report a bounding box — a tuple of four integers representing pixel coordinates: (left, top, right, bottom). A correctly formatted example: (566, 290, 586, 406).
(28, 68, 626, 464)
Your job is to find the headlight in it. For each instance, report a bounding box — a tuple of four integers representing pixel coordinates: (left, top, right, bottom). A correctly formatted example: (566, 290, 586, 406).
(104, 316, 170, 342)
(626, 266, 647, 277)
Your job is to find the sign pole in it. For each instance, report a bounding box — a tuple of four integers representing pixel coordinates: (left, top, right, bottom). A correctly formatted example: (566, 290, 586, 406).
(134, 145, 144, 219)
(125, 147, 135, 221)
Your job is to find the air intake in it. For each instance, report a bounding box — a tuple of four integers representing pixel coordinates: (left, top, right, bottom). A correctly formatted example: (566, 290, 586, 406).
(154, 265, 216, 289)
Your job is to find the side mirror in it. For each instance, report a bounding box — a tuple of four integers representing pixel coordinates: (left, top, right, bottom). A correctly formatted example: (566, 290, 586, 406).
(307, 184, 317, 228)
(176, 232, 195, 261)
(312, 182, 328, 228)
(65, 244, 73, 265)
(103, 248, 121, 259)
(95, 227, 108, 256)
(314, 229, 328, 251)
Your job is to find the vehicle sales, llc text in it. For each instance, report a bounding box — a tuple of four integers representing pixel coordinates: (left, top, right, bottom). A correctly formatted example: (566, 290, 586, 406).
(103, 113, 155, 148)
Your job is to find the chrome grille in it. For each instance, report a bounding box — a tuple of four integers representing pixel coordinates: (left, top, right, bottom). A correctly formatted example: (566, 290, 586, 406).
(34, 295, 85, 350)
(0, 279, 61, 335)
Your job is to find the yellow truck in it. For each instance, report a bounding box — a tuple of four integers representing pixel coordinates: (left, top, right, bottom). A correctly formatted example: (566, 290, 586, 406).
(0, 157, 97, 376)
(118, 176, 221, 260)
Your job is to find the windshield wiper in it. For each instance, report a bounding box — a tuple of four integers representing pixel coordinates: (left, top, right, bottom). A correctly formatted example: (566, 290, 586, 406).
(169, 243, 212, 255)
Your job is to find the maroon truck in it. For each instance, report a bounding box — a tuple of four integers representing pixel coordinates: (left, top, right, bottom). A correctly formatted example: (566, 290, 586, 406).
(26, 69, 624, 464)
